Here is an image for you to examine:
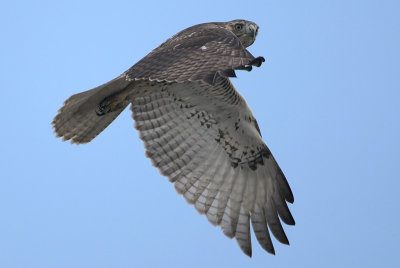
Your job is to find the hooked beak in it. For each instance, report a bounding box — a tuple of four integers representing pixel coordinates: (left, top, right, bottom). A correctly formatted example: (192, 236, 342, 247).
(249, 24, 259, 39)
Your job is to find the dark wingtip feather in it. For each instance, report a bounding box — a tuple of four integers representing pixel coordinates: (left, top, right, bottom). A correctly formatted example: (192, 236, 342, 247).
(251, 206, 276, 255)
(275, 167, 294, 203)
(242, 247, 252, 258)
(272, 192, 295, 226)
(265, 199, 290, 245)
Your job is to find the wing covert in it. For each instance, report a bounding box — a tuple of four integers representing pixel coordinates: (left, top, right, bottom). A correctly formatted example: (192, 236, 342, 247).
(126, 24, 264, 85)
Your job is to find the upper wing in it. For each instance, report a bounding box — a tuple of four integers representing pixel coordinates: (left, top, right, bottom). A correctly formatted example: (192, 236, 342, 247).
(130, 77, 294, 256)
(126, 24, 264, 85)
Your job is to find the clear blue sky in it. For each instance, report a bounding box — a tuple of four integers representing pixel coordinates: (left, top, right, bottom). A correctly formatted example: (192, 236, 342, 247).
(1, 0, 399, 267)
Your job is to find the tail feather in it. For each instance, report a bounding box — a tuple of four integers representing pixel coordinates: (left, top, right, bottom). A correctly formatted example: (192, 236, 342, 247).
(52, 75, 132, 144)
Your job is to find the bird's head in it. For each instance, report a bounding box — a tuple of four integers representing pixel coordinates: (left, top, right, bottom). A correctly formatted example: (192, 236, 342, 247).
(225, 19, 259, 47)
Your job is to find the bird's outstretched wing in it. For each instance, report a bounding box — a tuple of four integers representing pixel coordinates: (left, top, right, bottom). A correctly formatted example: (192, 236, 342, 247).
(131, 77, 294, 256)
(126, 23, 264, 84)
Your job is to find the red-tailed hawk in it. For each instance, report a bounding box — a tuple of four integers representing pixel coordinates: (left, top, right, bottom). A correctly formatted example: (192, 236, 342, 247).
(52, 19, 295, 257)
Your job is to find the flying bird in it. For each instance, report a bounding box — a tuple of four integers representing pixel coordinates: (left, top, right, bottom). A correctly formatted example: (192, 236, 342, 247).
(52, 19, 295, 257)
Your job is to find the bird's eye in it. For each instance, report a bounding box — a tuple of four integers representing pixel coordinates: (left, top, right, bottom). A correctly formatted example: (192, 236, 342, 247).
(235, 24, 243, 30)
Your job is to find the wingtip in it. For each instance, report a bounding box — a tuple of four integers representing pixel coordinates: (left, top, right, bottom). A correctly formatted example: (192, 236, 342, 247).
(281, 237, 290, 246)
(244, 249, 252, 258)
(261, 243, 275, 255)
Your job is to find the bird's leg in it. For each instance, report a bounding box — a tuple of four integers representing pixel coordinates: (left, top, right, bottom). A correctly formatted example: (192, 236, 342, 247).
(248, 56, 265, 67)
(236, 56, 266, 72)
(96, 88, 131, 116)
(236, 65, 253, 72)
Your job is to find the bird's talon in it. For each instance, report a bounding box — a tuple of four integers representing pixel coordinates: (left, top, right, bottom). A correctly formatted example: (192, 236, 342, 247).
(249, 56, 265, 67)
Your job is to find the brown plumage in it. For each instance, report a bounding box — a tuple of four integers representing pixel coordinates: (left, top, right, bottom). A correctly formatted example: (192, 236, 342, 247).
(52, 19, 294, 257)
